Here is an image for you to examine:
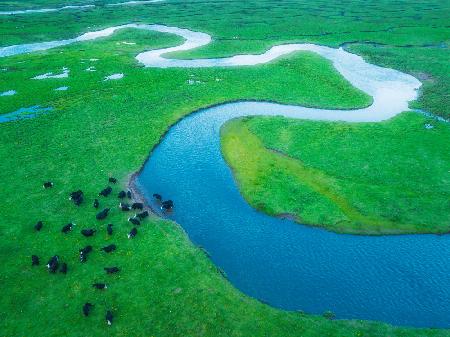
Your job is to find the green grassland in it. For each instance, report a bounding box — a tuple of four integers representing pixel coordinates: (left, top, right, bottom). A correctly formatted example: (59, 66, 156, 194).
(0, 0, 449, 336)
(221, 113, 450, 235)
(1, 0, 449, 117)
(0, 30, 371, 115)
(0, 25, 424, 337)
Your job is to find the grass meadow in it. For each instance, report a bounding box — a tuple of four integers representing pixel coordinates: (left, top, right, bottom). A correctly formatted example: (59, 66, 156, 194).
(0, 0, 449, 336)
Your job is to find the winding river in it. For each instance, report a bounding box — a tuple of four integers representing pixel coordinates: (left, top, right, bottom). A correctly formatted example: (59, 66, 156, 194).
(1, 24, 449, 328)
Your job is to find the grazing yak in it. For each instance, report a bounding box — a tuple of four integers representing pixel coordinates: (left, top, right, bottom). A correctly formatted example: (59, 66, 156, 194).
(119, 202, 131, 211)
(60, 262, 67, 274)
(161, 200, 174, 210)
(69, 190, 84, 206)
(99, 186, 112, 197)
(93, 199, 99, 209)
(83, 303, 94, 316)
(106, 310, 113, 325)
(81, 229, 96, 237)
(131, 202, 143, 210)
(128, 217, 140, 226)
(62, 223, 75, 234)
(109, 177, 117, 184)
(136, 211, 149, 220)
(104, 267, 120, 274)
(127, 227, 137, 239)
(127, 190, 132, 199)
(34, 221, 43, 231)
(46, 255, 59, 273)
(118, 191, 126, 199)
(96, 208, 110, 220)
(43, 181, 53, 189)
(31, 255, 39, 266)
(101, 244, 116, 253)
(153, 193, 162, 201)
(92, 283, 107, 290)
(79, 245, 93, 262)
(107, 223, 113, 235)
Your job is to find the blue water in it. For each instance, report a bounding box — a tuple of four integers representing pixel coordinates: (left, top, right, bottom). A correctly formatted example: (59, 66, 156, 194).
(137, 102, 450, 328)
(0, 105, 53, 123)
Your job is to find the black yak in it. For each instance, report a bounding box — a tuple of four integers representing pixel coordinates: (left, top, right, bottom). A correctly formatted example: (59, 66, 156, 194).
(99, 186, 112, 197)
(46, 255, 59, 273)
(79, 245, 93, 262)
(128, 217, 140, 226)
(34, 221, 43, 231)
(131, 202, 143, 210)
(101, 244, 116, 253)
(62, 223, 75, 234)
(83, 303, 94, 316)
(127, 227, 137, 239)
(161, 200, 174, 210)
(81, 229, 96, 237)
(119, 202, 131, 211)
(96, 208, 110, 220)
(92, 283, 107, 290)
(106, 310, 113, 325)
(136, 211, 149, 220)
(69, 190, 84, 206)
(104, 267, 120, 274)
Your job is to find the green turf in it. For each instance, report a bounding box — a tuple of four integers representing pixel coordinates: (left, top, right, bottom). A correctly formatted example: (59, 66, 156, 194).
(0, 29, 371, 115)
(1, 0, 449, 336)
(0, 24, 419, 337)
(221, 113, 450, 234)
(1, 0, 448, 118)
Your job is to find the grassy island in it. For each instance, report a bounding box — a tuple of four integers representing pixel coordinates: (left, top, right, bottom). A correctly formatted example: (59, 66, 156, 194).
(221, 113, 450, 235)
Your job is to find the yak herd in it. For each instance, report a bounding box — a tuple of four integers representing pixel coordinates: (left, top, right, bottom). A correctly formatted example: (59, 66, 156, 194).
(32, 178, 174, 326)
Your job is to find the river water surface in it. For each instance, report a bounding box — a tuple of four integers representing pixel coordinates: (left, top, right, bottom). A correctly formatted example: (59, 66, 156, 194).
(137, 102, 450, 328)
